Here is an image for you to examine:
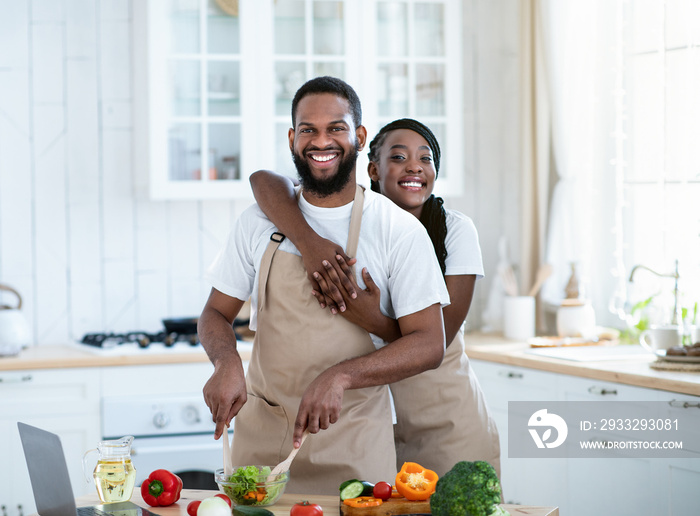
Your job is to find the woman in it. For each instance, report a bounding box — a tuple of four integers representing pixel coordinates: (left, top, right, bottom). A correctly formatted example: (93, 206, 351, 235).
(250, 118, 500, 477)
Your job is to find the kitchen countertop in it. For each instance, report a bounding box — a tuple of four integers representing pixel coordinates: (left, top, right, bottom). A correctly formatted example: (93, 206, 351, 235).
(465, 332, 700, 397)
(4, 333, 700, 397)
(69, 489, 558, 516)
(0, 342, 253, 371)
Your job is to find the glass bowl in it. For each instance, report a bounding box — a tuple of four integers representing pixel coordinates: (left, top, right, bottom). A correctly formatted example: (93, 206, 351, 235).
(215, 466, 289, 507)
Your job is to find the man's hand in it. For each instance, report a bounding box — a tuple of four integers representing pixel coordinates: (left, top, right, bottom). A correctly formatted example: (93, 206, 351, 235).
(203, 356, 248, 440)
(292, 367, 349, 447)
(198, 290, 247, 440)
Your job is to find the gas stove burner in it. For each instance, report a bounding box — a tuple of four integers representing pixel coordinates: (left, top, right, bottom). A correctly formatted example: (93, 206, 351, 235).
(80, 331, 200, 349)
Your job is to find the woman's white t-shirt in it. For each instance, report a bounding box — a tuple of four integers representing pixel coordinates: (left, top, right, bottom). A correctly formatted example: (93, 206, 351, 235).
(444, 208, 484, 279)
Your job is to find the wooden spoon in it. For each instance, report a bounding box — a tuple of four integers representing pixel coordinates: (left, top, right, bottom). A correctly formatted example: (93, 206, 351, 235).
(528, 263, 553, 297)
(499, 265, 518, 296)
(222, 426, 233, 476)
(267, 429, 310, 481)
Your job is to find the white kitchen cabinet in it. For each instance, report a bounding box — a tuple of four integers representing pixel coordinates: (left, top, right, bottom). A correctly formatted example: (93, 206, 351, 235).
(100, 362, 214, 398)
(133, 0, 464, 200)
(470, 361, 568, 509)
(664, 458, 700, 515)
(560, 375, 664, 516)
(470, 359, 700, 516)
(0, 368, 101, 516)
(658, 392, 700, 515)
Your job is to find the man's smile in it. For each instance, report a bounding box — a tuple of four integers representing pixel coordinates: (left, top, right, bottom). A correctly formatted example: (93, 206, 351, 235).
(307, 151, 340, 165)
(310, 153, 338, 162)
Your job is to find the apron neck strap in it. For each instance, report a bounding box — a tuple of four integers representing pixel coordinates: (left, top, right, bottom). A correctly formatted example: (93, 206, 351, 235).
(345, 184, 364, 259)
(259, 184, 365, 312)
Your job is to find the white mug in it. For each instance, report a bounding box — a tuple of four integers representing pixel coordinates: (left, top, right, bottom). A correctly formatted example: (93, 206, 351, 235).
(688, 326, 700, 346)
(640, 325, 682, 353)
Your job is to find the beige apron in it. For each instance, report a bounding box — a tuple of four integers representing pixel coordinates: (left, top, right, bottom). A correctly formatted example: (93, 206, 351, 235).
(391, 330, 501, 478)
(231, 185, 396, 494)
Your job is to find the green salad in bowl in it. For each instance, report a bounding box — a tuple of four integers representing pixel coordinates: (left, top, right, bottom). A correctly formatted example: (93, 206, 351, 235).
(215, 466, 289, 506)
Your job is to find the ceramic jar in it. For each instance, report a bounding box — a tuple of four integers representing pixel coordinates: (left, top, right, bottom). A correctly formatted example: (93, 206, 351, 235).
(556, 299, 596, 339)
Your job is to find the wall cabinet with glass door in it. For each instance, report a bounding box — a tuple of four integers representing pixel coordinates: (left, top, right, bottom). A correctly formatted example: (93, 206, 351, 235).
(134, 0, 463, 200)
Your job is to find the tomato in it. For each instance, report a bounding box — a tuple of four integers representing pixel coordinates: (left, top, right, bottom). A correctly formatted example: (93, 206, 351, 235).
(372, 481, 392, 501)
(186, 500, 201, 516)
(290, 500, 323, 516)
(214, 494, 232, 507)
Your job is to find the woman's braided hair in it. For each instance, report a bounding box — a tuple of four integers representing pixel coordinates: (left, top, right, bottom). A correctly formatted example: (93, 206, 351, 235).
(368, 119, 448, 275)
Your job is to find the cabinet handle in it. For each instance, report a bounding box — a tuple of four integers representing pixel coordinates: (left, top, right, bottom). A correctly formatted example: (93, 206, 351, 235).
(132, 441, 222, 455)
(498, 370, 523, 379)
(669, 399, 700, 409)
(588, 386, 617, 396)
(0, 374, 33, 384)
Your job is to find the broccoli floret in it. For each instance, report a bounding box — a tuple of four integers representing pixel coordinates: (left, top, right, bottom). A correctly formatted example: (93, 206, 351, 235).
(429, 461, 507, 516)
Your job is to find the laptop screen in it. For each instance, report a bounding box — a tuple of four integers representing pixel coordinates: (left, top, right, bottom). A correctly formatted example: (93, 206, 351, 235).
(18, 422, 79, 516)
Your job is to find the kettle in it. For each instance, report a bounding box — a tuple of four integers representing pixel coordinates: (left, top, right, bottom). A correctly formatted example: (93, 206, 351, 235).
(0, 284, 32, 356)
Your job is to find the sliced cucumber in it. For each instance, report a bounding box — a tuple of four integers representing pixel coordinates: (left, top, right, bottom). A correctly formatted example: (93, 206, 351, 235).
(339, 479, 365, 501)
(339, 479, 376, 500)
(339, 479, 360, 492)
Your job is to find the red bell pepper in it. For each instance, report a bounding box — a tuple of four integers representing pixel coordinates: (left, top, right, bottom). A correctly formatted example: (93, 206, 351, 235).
(140, 469, 183, 507)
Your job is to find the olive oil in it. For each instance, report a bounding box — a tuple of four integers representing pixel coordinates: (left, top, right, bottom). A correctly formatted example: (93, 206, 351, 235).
(93, 458, 136, 503)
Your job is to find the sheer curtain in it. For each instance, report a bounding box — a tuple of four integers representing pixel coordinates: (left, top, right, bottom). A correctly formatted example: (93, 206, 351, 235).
(518, 0, 550, 305)
(536, 0, 615, 312)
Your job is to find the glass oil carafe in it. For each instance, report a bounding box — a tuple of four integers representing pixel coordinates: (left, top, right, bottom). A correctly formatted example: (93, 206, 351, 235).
(83, 435, 136, 503)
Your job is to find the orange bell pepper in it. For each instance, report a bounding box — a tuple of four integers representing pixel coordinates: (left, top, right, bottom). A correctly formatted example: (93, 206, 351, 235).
(342, 497, 384, 508)
(394, 462, 438, 501)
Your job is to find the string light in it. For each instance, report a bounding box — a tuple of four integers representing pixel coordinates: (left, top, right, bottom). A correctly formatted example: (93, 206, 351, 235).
(608, 0, 628, 320)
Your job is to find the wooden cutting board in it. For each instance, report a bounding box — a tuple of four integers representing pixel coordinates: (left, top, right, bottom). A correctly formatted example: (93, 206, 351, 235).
(339, 497, 431, 516)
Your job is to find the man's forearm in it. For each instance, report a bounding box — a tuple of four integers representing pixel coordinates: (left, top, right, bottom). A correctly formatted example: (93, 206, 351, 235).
(198, 292, 249, 439)
(198, 308, 241, 366)
(292, 303, 444, 444)
(330, 303, 445, 389)
(365, 312, 403, 344)
(197, 290, 246, 366)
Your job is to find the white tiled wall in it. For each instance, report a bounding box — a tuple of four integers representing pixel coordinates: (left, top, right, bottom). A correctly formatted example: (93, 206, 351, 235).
(0, 1, 252, 344)
(0, 0, 521, 346)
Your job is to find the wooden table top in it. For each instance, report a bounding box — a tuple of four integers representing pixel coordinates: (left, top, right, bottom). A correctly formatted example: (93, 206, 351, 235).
(73, 489, 558, 516)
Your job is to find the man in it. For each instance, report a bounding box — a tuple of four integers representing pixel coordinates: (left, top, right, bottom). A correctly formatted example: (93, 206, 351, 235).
(198, 76, 448, 494)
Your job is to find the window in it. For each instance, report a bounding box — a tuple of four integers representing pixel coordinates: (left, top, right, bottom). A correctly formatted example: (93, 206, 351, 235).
(614, 0, 700, 327)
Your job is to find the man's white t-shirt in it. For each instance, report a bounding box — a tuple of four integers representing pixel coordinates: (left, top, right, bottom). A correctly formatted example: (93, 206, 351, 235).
(206, 187, 450, 346)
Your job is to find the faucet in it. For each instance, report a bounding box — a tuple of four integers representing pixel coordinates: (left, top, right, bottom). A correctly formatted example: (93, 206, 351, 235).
(628, 259, 680, 325)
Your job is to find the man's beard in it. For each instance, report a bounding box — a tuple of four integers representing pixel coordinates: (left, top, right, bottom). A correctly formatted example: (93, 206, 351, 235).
(292, 144, 360, 197)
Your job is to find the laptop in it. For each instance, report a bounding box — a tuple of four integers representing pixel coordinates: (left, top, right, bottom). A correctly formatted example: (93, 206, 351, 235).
(17, 422, 159, 516)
